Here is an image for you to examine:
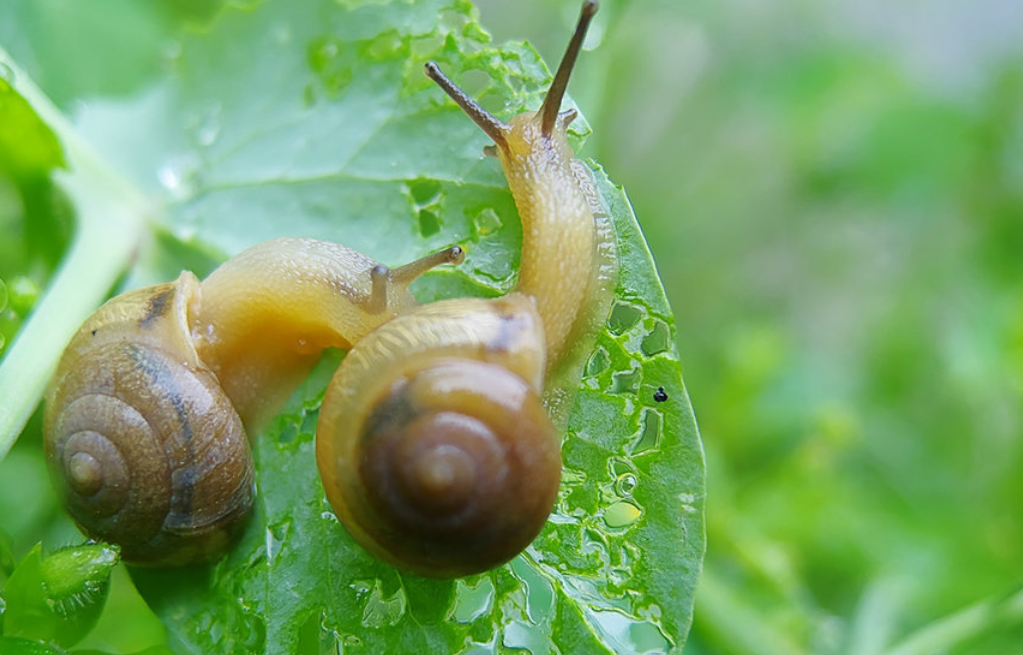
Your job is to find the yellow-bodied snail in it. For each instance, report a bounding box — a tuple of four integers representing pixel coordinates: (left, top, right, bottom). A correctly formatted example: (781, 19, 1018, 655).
(320, 0, 616, 577)
(44, 0, 615, 578)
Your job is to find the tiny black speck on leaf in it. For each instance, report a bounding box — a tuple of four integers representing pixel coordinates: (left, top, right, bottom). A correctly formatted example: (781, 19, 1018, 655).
(653, 387, 668, 402)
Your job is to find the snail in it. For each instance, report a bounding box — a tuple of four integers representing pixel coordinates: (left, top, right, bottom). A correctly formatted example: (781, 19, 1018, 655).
(43, 237, 463, 566)
(313, 0, 616, 577)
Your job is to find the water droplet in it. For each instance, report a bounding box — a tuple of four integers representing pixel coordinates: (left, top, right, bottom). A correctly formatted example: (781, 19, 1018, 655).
(641, 319, 670, 356)
(504, 621, 554, 653)
(604, 501, 641, 528)
(449, 577, 495, 623)
(587, 608, 671, 654)
(510, 556, 555, 624)
(0, 62, 14, 83)
(156, 154, 200, 201)
(265, 521, 289, 564)
(158, 166, 183, 192)
(472, 207, 502, 236)
(615, 474, 637, 497)
(195, 104, 222, 147)
(631, 408, 662, 454)
(7, 276, 38, 313)
(608, 301, 643, 335)
(352, 579, 407, 628)
(584, 346, 610, 377)
(679, 492, 699, 515)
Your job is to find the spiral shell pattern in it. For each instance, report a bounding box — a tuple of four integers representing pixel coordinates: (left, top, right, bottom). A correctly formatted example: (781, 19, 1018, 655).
(317, 295, 560, 578)
(44, 277, 254, 566)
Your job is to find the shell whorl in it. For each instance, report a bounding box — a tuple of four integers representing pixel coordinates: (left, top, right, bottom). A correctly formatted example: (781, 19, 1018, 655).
(44, 275, 254, 566)
(316, 295, 561, 578)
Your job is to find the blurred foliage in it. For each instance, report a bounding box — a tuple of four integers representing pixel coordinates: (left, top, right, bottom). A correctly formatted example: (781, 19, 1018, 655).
(2, 0, 1022, 651)
(479, 0, 1023, 652)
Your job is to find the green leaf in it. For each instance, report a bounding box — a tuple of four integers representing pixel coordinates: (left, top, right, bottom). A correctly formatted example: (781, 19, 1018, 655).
(0, 0, 185, 108)
(2, 543, 119, 648)
(0, 77, 64, 177)
(0, 49, 148, 460)
(0, 528, 14, 577)
(0, 637, 175, 655)
(4, 0, 704, 651)
(0, 636, 62, 655)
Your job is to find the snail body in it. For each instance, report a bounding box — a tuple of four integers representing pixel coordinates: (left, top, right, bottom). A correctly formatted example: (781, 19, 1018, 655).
(425, 0, 616, 420)
(44, 238, 462, 565)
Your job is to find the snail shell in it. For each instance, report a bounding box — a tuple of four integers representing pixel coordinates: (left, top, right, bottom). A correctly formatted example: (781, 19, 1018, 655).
(44, 273, 253, 566)
(316, 293, 561, 578)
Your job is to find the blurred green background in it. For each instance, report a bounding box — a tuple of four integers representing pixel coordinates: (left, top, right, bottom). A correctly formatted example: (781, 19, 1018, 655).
(474, 0, 1023, 652)
(3, 0, 1023, 652)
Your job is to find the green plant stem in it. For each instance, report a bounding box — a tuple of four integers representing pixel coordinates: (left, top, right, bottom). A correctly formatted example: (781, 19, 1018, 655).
(885, 587, 1023, 655)
(0, 47, 148, 461)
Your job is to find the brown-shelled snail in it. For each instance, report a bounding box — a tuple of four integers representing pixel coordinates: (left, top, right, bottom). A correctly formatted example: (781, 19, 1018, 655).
(44, 238, 464, 566)
(321, 0, 617, 577)
(43, 0, 615, 578)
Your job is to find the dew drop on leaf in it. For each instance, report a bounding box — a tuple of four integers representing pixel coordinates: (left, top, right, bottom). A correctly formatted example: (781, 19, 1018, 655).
(587, 608, 672, 655)
(194, 104, 222, 147)
(604, 501, 641, 528)
(615, 473, 638, 497)
(448, 577, 495, 624)
(157, 154, 199, 201)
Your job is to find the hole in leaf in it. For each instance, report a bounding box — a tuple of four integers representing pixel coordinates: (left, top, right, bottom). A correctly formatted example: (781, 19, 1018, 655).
(608, 301, 643, 335)
(641, 319, 671, 356)
(418, 209, 441, 237)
